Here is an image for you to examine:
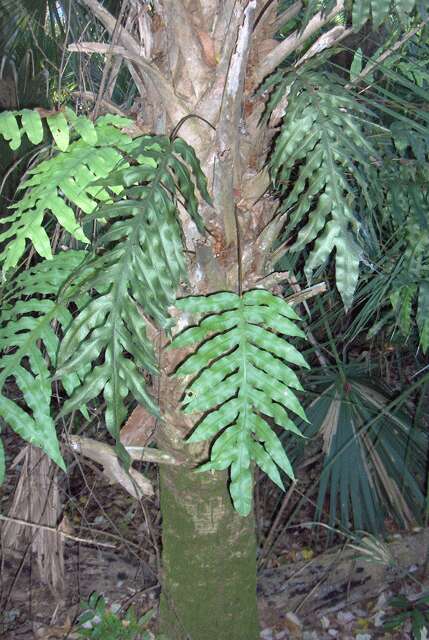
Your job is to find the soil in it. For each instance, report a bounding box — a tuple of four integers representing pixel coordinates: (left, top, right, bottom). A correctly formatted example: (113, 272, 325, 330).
(1, 425, 427, 640)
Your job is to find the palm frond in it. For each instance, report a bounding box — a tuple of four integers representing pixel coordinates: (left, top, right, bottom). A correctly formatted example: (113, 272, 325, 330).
(291, 371, 427, 532)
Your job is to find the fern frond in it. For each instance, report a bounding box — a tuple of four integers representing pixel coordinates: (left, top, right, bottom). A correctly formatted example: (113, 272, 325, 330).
(364, 160, 429, 351)
(270, 71, 379, 309)
(0, 251, 86, 474)
(56, 136, 210, 452)
(0, 106, 99, 151)
(417, 283, 429, 354)
(170, 290, 309, 516)
(0, 112, 134, 272)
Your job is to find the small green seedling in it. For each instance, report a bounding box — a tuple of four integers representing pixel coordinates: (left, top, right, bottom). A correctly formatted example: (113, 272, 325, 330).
(76, 592, 163, 640)
(383, 592, 429, 639)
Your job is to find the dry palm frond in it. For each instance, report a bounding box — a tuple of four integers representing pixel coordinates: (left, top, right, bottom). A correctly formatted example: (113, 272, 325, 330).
(319, 392, 341, 454)
(1, 445, 64, 595)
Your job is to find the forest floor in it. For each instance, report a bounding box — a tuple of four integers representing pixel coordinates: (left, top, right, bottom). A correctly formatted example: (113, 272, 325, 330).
(1, 423, 428, 640)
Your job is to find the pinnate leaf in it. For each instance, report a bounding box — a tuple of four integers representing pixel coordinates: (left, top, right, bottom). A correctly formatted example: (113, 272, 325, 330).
(0, 251, 87, 480)
(270, 71, 378, 309)
(57, 134, 209, 454)
(172, 290, 308, 516)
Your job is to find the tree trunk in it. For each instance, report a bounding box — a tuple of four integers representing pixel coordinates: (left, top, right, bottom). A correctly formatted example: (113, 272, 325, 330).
(159, 464, 259, 640)
(155, 325, 261, 639)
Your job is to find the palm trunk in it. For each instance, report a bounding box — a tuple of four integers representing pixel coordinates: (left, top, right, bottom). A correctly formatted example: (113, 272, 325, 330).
(159, 462, 259, 640)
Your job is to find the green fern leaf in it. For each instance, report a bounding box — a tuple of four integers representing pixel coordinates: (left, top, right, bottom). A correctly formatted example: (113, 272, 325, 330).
(56, 135, 209, 451)
(390, 284, 417, 336)
(0, 251, 87, 477)
(376, 159, 429, 348)
(350, 48, 364, 81)
(270, 71, 378, 309)
(0, 114, 135, 272)
(0, 111, 22, 149)
(171, 290, 309, 516)
(64, 107, 98, 145)
(21, 109, 44, 145)
(417, 283, 429, 353)
(47, 112, 70, 151)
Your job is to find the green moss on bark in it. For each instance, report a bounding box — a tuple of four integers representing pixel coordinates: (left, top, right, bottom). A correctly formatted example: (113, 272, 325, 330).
(159, 463, 259, 640)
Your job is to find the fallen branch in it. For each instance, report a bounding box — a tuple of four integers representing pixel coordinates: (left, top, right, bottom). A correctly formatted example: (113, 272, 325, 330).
(67, 435, 155, 499)
(0, 514, 116, 549)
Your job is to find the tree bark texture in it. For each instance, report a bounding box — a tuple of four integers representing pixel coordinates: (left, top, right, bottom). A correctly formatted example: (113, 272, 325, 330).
(159, 464, 258, 640)
(71, 2, 347, 637)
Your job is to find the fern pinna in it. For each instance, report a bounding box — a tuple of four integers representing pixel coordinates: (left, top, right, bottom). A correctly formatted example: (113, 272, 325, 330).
(170, 290, 309, 516)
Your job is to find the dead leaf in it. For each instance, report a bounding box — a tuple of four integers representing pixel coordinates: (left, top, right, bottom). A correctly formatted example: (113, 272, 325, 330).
(283, 611, 303, 639)
(34, 617, 75, 639)
(57, 514, 74, 536)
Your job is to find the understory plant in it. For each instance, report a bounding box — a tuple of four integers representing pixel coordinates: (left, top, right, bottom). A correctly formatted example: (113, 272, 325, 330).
(383, 592, 429, 639)
(76, 593, 161, 640)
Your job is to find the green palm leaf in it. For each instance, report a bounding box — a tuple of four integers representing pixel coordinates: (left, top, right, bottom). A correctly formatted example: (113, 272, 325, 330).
(292, 372, 426, 532)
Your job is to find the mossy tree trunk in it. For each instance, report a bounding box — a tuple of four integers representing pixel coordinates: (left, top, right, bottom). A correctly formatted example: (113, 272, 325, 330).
(159, 464, 258, 640)
(155, 338, 260, 640)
